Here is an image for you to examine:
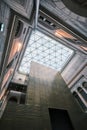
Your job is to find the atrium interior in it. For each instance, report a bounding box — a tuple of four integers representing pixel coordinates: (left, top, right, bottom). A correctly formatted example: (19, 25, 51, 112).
(0, 0, 87, 130)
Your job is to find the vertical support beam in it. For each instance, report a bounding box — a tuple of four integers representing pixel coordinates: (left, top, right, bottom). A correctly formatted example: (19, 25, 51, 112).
(35, 0, 40, 28)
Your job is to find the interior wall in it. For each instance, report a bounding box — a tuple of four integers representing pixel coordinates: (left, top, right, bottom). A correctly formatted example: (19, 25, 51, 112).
(61, 51, 87, 88)
(0, 61, 87, 130)
(12, 72, 28, 85)
(26, 61, 87, 130)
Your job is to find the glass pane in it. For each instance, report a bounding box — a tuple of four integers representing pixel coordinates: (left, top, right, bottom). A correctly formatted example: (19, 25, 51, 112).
(19, 30, 74, 74)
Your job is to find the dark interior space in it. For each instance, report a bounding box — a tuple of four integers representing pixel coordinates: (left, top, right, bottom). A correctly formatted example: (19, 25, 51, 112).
(49, 108, 74, 130)
(8, 82, 27, 93)
(8, 96, 18, 103)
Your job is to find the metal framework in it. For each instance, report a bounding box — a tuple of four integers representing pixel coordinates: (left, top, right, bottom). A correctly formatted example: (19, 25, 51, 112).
(19, 30, 74, 74)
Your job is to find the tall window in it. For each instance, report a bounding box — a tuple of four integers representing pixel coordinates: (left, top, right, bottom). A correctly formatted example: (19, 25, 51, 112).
(72, 81, 87, 112)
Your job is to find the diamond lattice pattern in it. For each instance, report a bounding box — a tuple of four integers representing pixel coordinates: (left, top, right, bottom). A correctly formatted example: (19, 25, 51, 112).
(19, 30, 74, 74)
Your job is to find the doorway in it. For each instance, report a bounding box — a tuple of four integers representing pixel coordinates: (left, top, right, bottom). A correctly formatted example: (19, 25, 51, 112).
(49, 108, 74, 130)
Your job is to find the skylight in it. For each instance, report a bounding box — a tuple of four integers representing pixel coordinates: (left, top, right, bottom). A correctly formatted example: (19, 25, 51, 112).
(19, 30, 74, 74)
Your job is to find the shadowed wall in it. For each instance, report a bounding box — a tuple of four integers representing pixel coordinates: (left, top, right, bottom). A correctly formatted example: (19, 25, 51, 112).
(0, 62, 87, 130)
(26, 62, 87, 130)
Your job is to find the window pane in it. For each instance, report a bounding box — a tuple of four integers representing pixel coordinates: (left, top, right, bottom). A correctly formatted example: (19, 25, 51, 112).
(19, 30, 74, 74)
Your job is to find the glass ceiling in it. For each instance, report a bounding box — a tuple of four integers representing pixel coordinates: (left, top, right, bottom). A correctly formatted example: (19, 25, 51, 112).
(19, 30, 74, 74)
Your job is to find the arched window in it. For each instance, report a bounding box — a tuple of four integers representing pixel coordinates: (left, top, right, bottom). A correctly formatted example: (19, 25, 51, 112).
(9, 97, 18, 103)
(82, 82, 87, 89)
(72, 91, 77, 97)
(77, 87, 82, 92)
(72, 91, 87, 112)
(77, 86, 87, 102)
